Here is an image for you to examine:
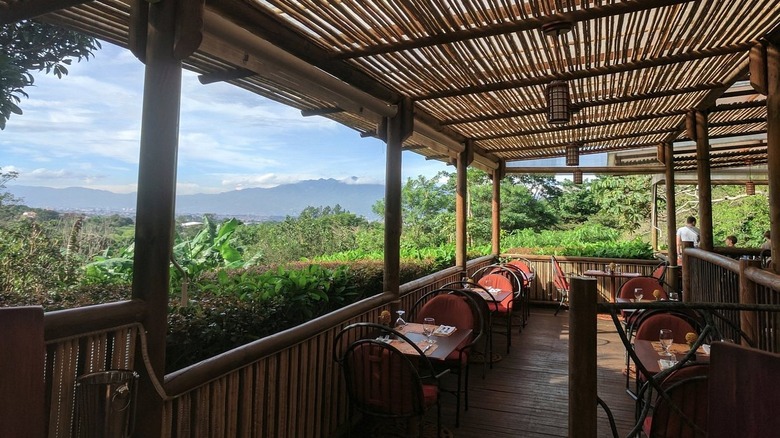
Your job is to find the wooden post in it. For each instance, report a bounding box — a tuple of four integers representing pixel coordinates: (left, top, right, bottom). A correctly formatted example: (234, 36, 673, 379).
(455, 141, 472, 271)
(695, 111, 714, 251)
(767, 43, 780, 274)
(568, 276, 598, 438)
(739, 258, 761, 346)
(131, 0, 182, 434)
(681, 241, 693, 300)
(664, 142, 678, 266)
(384, 98, 412, 300)
(0, 307, 44, 437)
(651, 180, 658, 250)
(491, 165, 503, 256)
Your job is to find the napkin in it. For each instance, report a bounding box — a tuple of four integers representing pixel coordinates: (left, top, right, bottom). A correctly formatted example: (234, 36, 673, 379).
(434, 325, 456, 336)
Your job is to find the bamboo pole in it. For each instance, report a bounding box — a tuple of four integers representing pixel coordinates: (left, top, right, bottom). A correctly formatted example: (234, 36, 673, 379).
(568, 276, 598, 438)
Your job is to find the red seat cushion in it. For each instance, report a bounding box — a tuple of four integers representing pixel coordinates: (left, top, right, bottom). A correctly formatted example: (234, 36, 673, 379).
(422, 384, 438, 407)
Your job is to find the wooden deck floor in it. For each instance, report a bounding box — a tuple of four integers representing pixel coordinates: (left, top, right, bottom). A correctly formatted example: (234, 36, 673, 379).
(431, 307, 638, 438)
(351, 307, 637, 437)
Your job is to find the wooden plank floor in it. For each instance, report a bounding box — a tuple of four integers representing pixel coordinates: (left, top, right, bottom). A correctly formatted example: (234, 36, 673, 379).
(431, 307, 637, 438)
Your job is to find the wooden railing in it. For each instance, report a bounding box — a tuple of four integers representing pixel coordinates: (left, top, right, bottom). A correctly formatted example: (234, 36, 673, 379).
(43, 300, 148, 438)
(40, 257, 494, 437)
(501, 254, 660, 303)
(568, 248, 780, 437)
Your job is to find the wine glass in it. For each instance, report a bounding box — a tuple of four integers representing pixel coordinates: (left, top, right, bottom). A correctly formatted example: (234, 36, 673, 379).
(394, 310, 407, 330)
(634, 288, 644, 302)
(659, 329, 673, 357)
(423, 317, 436, 344)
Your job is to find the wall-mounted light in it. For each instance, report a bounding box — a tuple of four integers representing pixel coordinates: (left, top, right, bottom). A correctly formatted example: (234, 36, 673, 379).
(566, 143, 580, 166)
(546, 80, 570, 124)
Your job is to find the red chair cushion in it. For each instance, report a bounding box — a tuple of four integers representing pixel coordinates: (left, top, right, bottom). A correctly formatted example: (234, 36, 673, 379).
(422, 384, 438, 407)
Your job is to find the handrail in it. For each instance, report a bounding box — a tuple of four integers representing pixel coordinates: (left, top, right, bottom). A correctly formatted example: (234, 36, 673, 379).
(685, 248, 740, 271)
(44, 299, 147, 339)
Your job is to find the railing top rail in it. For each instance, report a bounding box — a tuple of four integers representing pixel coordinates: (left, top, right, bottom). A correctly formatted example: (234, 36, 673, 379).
(500, 253, 660, 265)
(686, 248, 740, 271)
(44, 299, 147, 340)
(165, 256, 494, 396)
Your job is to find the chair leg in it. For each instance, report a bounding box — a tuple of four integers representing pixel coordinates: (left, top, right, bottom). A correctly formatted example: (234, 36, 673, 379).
(464, 363, 470, 411)
(506, 312, 511, 354)
(455, 368, 462, 427)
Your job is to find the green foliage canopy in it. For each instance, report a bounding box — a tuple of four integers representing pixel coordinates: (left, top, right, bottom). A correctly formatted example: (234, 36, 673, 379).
(1, 20, 100, 129)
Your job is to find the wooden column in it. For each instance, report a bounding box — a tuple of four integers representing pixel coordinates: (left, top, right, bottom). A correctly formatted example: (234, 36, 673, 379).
(568, 276, 598, 438)
(456, 141, 473, 271)
(130, 0, 183, 434)
(0, 307, 44, 437)
(383, 101, 412, 299)
(681, 241, 694, 300)
(739, 258, 761, 346)
(695, 111, 714, 251)
(664, 141, 678, 266)
(767, 44, 780, 274)
(650, 180, 658, 250)
(491, 163, 504, 256)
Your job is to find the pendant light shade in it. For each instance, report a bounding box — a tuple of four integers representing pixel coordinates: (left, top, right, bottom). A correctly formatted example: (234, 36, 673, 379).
(566, 143, 580, 166)
(573, 170, 583, 185)
(546, 81, 570, 124)
(745, 181, 756, 195)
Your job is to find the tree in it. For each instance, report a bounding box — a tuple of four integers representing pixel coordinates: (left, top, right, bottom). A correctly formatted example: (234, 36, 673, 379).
(1, 20, 100, 129)
(0, 167, 19, 206)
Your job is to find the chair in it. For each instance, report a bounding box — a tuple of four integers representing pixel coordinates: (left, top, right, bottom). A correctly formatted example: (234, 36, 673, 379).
(618, 276, 669, 329)
(641, 363, 709, 438)
(410, 290, 483, 427)
(333, 322, 446, 437)
(631, 313, 698, 398)
(507, 258, 535, 326)
(651, 261, 668, 283)
(551, 256, 570, 316)
(476, 272, 516, 354)
(437, 280, 496, 374)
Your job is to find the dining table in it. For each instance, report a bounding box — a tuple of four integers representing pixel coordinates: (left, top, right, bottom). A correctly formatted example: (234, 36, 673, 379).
(393, 322, 473, 361)
(633, 339, 710, 376)
(584, 269, 642, 302)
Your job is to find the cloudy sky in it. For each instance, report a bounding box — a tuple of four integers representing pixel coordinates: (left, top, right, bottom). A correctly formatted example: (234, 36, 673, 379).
(2, 43, 467, 195)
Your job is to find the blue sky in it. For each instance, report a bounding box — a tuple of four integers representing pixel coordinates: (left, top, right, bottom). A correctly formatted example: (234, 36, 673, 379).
(2, 43, 458, 195)
(2, 43, 591, 195)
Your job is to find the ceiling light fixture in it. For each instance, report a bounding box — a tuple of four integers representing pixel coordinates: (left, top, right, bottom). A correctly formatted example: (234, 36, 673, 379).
(566, 143, 580, 166)
(546, 80, 571, 124)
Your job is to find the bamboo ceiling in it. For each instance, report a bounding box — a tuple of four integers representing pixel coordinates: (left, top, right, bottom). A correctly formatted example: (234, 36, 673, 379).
(3, 0, 779, 173)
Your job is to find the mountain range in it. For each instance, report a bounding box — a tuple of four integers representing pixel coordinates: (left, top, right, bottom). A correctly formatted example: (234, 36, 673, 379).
(8, 179, 385, 220)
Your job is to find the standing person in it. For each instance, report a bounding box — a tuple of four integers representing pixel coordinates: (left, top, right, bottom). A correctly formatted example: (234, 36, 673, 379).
(725, 235, 737, 247)
(676, 216, 700, 255)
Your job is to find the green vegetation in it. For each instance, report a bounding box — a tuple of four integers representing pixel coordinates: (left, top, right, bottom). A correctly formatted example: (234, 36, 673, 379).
(0, 167, 770, 369)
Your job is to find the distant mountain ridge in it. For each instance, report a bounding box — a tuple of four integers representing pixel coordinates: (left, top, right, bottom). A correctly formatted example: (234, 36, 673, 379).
(8, 179, 385, 220)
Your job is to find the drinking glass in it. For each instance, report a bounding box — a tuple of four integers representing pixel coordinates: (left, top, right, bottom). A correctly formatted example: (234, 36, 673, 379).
(659, 329, 673, 357)
(423, 317, 436, 344)
(668, 292, 679, 301)
(634, 288, 644, 302)
(394, 310, 407, 330)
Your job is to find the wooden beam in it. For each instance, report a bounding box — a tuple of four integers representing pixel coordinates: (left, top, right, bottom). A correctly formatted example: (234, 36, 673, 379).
(419, 43, 753, 100)
(197, 68, 255, 85)
(300, 107, 344, 117)
(0, 0, 92, 24)
(441, 82, 729, 126)
(491, 169, 501, 256)
(504, 166, 665, 175)
(334, 0, 693, 59)
(664, 142, 678, 266)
